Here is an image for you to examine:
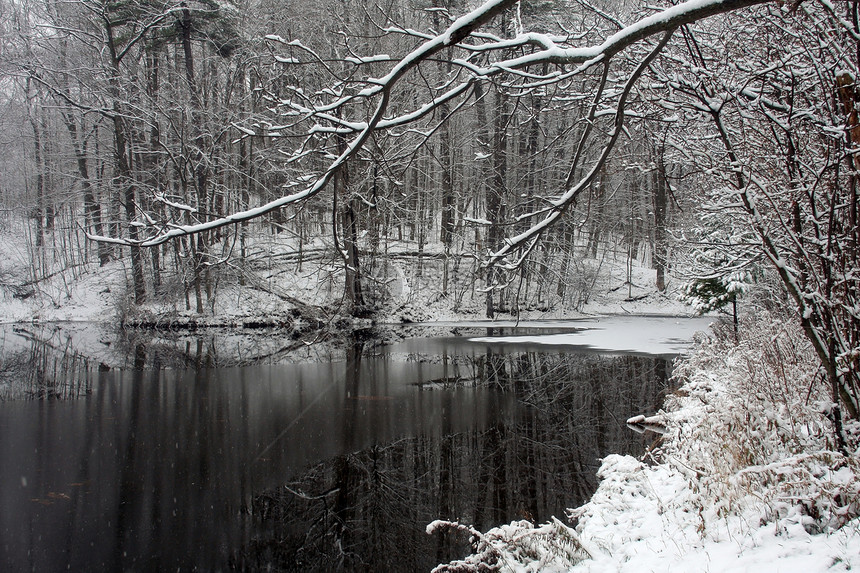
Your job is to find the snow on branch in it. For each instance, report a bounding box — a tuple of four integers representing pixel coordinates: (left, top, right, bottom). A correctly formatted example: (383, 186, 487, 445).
(91, 0, 772, 248)
(487, 29, 675, 269)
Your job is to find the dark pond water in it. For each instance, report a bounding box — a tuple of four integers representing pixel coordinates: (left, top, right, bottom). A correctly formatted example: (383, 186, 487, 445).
(0, 320, 704, 571)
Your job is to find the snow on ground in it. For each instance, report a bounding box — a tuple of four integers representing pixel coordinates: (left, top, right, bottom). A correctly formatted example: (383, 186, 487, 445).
(0, 217, 694, 326)
(566, 454, 859, 573)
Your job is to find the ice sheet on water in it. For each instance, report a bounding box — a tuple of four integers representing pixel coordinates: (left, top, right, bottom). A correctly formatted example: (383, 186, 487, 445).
(469, 315, 713, 356)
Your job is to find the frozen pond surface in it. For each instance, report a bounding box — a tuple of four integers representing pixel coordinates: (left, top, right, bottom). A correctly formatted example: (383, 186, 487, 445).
(0, 316, 709, 571)
(468, 315, 715, 355)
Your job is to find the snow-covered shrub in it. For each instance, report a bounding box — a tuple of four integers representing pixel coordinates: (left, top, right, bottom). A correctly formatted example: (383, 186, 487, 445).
(667, 312, 860, 533)
(679, 270, 752, 315)
(566, 311, 859, 568)
(427, 518, 590, 572)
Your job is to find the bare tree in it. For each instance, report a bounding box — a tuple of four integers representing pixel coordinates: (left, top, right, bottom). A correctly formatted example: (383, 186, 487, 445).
(648, 3, 860, 438)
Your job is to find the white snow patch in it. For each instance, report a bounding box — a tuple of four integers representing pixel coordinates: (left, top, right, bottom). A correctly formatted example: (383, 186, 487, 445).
(469, 315, 713, 355)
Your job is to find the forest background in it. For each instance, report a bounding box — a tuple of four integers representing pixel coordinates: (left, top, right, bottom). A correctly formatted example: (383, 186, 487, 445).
(1, 0, 858, 433)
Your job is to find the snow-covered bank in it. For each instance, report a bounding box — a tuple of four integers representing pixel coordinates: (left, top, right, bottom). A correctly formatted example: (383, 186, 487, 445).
(431, 313, 860, 572)
(0, 251, 691, 328)
(0, 208, 694, 327)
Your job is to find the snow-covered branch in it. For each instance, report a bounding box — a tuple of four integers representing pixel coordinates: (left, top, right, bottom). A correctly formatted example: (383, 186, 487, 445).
(92, 0, 772, 249)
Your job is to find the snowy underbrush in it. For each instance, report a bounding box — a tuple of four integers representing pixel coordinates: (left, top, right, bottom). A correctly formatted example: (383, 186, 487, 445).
(430, 313, 860, 572)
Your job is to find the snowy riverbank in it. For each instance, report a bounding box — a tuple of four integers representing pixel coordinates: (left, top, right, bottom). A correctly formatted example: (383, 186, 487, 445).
(0, 221, 693, 328)
(431, 314, 860, 572)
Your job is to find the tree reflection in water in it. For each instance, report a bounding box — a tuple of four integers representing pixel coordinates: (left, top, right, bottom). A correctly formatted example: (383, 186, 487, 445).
(0, 325, 672, 572)
(239, 339, 671, 572)
(0, 326, 95, 399)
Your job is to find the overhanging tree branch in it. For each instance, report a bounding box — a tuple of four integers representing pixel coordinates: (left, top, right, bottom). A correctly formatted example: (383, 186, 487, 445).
(88, 0, 772, 249)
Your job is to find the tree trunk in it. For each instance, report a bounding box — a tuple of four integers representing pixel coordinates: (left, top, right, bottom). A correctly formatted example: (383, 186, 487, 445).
(182, 6, 212, 313)
(653, 155, 668, 292)
(62, 113, 109, 266)
(27, 101, 45, 251)
(334, 136, 365, 315)
(434, 5, 456, 295)
(476, 82, 509, 317)
(146, 47, 162, 289)
(105, 21, 145, 305)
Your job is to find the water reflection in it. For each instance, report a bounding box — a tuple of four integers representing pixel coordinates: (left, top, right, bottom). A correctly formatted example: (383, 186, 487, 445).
(0, 325, 675, 571)
(241, 346, 671, 571)
(0, 326, 96, 400)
